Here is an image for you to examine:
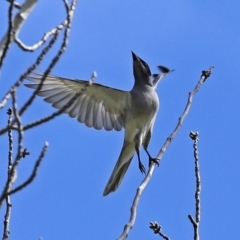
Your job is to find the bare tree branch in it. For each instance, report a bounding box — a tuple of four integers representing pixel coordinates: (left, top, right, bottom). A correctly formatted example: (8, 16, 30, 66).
(1, 142, 48, 201)
(6, 108, 13, 170)
(0, 33, 60, 140)
(0, 0, 38, 67)
(0, 30, 59, 110)
(2, 108, 14, 240)
(149, 221, 170, 240)
(188, 131, 201, 240)
(0, 0, 77, 138)
(0, 102, 23, 207)
(11, 90, 24, 163)
(14, 20, 69, 52)
(117, 66, 214, 240)
(0, 1, 77, 238)
(2, 194, 12, 240)
(0, 0, 77, 110)
(18, 0, 77, 117)
(0, 0, 14, 68)
(6, 0, 21, 9)
(0, 0, 77, 207)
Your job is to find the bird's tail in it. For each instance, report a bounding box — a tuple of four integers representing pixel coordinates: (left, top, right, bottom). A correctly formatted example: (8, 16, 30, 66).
(103, 142, 135, 196)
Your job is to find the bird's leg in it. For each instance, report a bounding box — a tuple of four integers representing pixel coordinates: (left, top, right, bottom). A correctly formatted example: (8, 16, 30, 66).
(135, 148, 146, 174)
(144, 149, 160, 167)
(134, 131, 146, 174)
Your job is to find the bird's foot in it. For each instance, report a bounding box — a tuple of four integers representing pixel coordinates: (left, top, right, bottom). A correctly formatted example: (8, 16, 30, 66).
(145, 149, 160, 167)
(138, 161, 146, 175)
(149, 157, 160, 167)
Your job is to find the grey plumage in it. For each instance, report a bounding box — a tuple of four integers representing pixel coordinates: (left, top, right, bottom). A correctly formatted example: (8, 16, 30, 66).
(25, 52, 169, 196)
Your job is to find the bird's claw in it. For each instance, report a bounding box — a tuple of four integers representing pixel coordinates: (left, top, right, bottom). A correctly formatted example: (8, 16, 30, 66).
(139, 162, 146, 175)
(149, 157, 159, 167)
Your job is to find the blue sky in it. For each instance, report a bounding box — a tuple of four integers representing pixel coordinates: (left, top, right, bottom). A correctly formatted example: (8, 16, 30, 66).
(0, 1, 240, 239)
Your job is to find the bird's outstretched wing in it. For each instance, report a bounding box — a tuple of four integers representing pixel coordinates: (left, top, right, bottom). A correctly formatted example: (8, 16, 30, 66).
(25, 73, 130, 131)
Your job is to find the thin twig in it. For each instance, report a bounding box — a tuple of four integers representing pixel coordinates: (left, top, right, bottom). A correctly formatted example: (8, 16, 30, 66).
(0, 0, 14, 68)
(149, 221, 170, 240)
(117, 66, 213, 240)
(63, 0, 70, 11)
(0, 98, 44, 207)
(14, 20, 69, 52)
(2, 108, 14, 240)
(2, 196, 12, 240)
(188, 131, 201, 240)
(0, 31, 58, 137)
(4, 91, 25, 198)
(0, 0, 38, 68)
(0, 102, 22, 208)
(0, 0, 78, 136)
(18, 34, 60, 116)
(0, 29, 60, 135)
(1, 142, 48, 200)
(7, 108, 13, 170)
(11, 90, 24, 164)
(0, 1, 75, 109)
(0, 1, 77, 206)
(6, 0, 21, 9)
(0, 27, 59, 110)
(18, 0, 77, 117)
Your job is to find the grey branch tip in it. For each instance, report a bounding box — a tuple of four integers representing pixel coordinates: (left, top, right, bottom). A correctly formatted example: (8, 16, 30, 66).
(202, 66, 214, 81)
(149, 221, 161, 234)
(189, 131, 199, 140)
(7, 108, 12, 115)
(21, 148, 30, 158)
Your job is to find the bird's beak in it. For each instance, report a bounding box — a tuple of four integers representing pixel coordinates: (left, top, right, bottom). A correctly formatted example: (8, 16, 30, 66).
(131, 51, 139, 61)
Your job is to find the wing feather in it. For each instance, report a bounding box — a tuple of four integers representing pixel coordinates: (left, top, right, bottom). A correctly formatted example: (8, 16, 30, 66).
(68, 96, 81, 118)
(85, 99, 95, 127)
(25, 72, 129, 131)
(95, 101, 104, 130)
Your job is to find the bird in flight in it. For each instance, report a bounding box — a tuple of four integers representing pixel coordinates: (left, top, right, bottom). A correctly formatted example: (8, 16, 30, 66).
(25, 52, 170, 196)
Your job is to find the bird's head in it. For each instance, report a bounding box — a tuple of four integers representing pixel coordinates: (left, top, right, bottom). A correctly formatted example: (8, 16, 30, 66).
(132, 51, 152, 86)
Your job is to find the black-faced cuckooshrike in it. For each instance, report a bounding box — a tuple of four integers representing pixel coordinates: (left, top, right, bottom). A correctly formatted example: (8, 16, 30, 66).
(25, 52, 170, 196)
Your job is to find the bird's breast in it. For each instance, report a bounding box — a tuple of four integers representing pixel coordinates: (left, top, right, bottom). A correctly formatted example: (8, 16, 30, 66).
(131, 89, 159, 115)
(125, 89, 159, 133)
